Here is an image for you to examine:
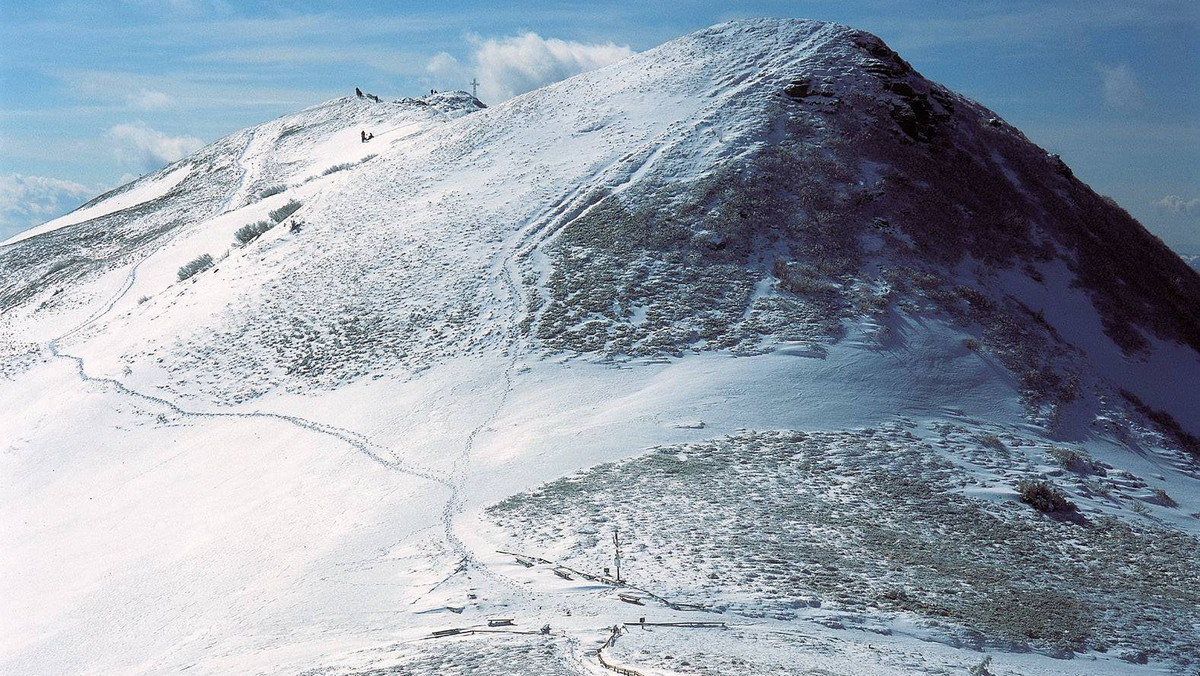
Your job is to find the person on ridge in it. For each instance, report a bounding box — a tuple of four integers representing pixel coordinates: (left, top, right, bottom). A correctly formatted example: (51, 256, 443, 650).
(355, 87, 363, 98)
(361, 130, 368, 143)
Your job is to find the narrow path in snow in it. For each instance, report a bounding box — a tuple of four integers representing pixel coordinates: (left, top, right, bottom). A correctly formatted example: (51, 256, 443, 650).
(44, 125, 452, 488)
(218, 128, 259, 215)
(439, 243, 531, 596)
(37, 129, 656, 675)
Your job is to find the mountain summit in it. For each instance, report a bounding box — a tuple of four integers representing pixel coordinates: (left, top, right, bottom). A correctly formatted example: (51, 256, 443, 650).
(3, 18, 1198, 676)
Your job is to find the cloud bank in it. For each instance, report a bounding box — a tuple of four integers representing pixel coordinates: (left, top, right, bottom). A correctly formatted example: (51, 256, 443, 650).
(427, 33, 632, 103)
(107, 122, 203, 171)
(1153, 195, 1199, 215)
(0, 173, 99, 241)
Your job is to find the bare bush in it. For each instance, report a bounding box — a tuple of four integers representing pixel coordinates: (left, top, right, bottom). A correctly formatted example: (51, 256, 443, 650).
(269, 200, 301, 223)
(1016, 478, 1076, 513)
(234, 220, 274, 245)
(177, 254, 214, 281)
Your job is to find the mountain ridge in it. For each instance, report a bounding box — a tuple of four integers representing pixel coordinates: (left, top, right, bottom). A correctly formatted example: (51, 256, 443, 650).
(2, 18, 1199, 676)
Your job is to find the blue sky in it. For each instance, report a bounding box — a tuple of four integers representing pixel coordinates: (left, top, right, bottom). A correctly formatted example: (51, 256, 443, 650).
(0, 0, 1197, 252)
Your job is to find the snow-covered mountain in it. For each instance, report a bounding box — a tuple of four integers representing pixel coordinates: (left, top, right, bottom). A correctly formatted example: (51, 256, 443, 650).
(3, 18, 1198, 676)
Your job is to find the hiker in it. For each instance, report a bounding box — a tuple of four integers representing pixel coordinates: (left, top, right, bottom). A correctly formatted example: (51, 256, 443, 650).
(361, 130, 367, 143)
(355, 87, 363, 98)
(367, 132, 374, 141)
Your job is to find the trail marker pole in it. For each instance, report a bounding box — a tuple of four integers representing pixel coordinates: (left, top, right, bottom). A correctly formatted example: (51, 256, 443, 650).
(613, 528, 622, 584)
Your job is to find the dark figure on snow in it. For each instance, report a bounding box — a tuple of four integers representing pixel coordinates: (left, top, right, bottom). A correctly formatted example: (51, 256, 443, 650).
(361, 130, 368, 143)
(355, 87, 363, 98)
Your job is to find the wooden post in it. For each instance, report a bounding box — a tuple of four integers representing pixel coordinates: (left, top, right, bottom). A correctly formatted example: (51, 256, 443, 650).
(613, 528, 622, 583)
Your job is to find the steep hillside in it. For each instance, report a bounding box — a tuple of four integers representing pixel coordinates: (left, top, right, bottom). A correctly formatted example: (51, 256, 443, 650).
(2, 18, 1198, 676)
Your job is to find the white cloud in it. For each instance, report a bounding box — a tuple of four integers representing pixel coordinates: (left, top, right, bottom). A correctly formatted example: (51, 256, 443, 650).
(1096, 63, 1148, 112)
(469, 33, 633, 102)
(426, 51, 464, 87)
(1153, 195, 1200, 215)
(126, 88, 174, 110)
(0, 173, 99, 240)
(106, 122, 203, 171)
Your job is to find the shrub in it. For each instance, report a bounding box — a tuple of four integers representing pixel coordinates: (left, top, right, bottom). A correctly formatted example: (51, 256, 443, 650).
(258, 185, 286, 199)
(234, 220, 274, 244)
(773, 260, 836, 297)
(268, 200, 301, 223)
(1016, 478, 1077, 513)
(1048, 447, 1099, 474)
(968, 655, 993, 676)
(1150, 488, 1178, 508)
(322, 154, 376, 176)
(976, 434, 1005, 451)
(322, 162, 356, 176)
(177, 253, 214, 281)
(138, 295, 150, 304)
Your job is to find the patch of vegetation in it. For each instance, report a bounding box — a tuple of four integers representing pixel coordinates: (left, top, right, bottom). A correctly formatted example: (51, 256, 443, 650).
(177, 253, 214, 281)
(48, 259, 80, 274)
(1150, 488, 1178, 508)
(533, 112, 865, 356)
(968, 655, 994, 676)
(490, 428, 1200, 663)
(258, 185, 286, 199)
(234, 220, 274, 245)
(322, 154, 377, 177)
(1016, 478, 1077, 513)
(269, 200, 302, 223)
(975, 434, 1005, 451)
(1047, 447, 1102, 474)
(322, 162, 357, 176)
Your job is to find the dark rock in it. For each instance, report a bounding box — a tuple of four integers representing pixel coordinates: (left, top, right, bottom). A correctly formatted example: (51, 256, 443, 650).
(784, 79, 811, 98)
(1049, 154, 1074, 179)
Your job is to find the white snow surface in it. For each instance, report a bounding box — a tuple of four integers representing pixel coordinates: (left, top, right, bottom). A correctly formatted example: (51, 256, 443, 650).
(2, 18, 1198, 676)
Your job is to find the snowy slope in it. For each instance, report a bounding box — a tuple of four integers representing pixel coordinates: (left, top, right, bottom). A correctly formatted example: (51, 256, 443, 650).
(2, 18, 1199, 676)
(1, 165, 193, 246)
